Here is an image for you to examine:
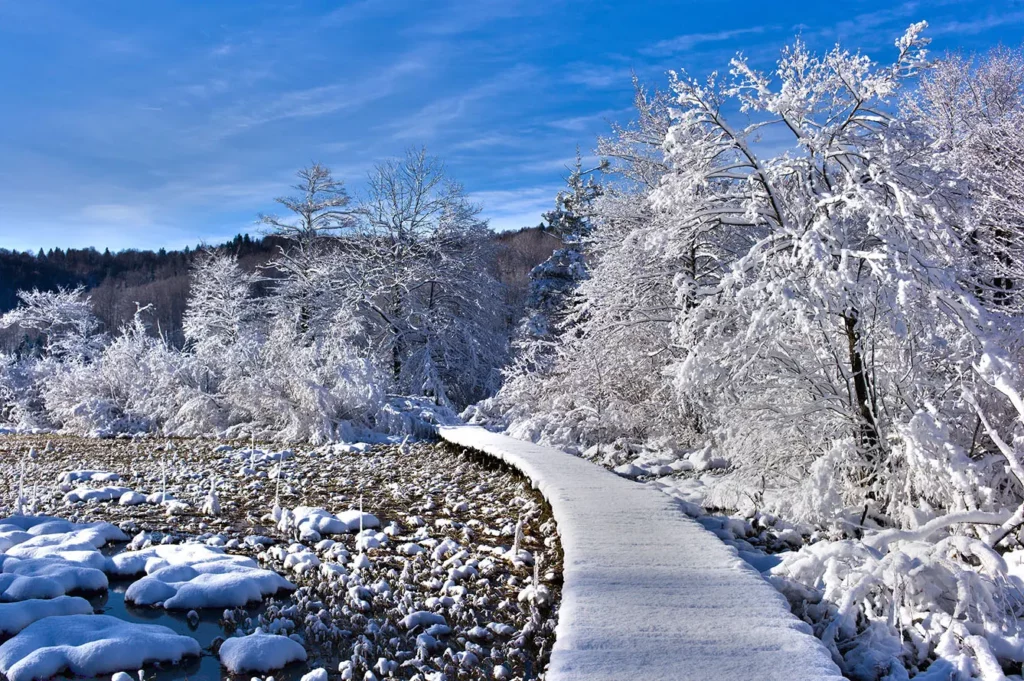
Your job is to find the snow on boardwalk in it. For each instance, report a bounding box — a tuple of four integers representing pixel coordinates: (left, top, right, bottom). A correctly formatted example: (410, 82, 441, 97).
(438, 426, 843, 681)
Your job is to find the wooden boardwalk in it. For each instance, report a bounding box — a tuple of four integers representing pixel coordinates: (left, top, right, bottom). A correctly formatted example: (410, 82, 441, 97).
(439, 426, 843, 681)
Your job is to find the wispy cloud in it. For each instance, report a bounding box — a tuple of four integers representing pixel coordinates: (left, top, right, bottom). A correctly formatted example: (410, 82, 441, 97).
(547, 109, 627, 133)
(321, 0, 397, 27)
(929, 10, 1024, 37)
(449, 133, 520, 151)
(380, 64, 539, 141)
(80, 203, 153, 226)
(564, 63, 633, 90)
(471, 185, 559, 231)
(198, 52, 431, 141)
(641, 26, 768, 57)
(408, 0, 542, 36)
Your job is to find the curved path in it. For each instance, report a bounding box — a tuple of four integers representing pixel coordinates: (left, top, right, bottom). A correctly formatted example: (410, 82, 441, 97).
(439, 426, 843, 681)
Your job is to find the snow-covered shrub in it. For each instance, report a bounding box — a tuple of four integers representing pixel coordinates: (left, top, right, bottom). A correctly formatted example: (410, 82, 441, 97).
(0, 354, 53, 430)
(222, 314, 382, 444)
(0, 287, 105, 361)
(42, 311, 187, 436)
(482, 88, 695, 449)
(771, 523, 1024, 680)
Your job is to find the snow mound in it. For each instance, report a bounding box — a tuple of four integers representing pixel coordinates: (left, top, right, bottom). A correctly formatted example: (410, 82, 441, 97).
(1, 556, 108, 600)
(0, 614, 200, 681)
(64, 486, 133, 503)
(0, 516, 127, 546)
(108, 543, 251, 576)
(300, 668, 329, 681)
(218, 632, 307, 673)
(0, 596, 94, 635)
(0, 518, 126, 573)
(109, 543, 293, 609)
(58, 470, 120, 485)
(287, 506, 379, 540)
(125, 558, 294, 609)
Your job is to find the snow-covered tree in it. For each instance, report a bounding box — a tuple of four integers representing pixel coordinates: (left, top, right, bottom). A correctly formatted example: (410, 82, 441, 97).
(0, 287, 103, 361)
(910, 47, 1024, 311)
(509, 152, 603, 379)
(182, 251, 259, 357)
(260, 163, 357, 337)
(480, 84, 686, 448)
(348, 148, 508, 407)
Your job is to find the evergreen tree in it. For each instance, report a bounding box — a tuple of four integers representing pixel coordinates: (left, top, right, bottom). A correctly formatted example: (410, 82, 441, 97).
(512, 150, 603, 376)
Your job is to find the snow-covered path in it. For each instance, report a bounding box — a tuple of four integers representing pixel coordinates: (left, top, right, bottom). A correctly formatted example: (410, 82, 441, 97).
(438, 426, 843, 681)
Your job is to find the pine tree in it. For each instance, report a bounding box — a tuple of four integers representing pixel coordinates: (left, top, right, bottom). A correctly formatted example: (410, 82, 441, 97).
(512, 150, 603, 377)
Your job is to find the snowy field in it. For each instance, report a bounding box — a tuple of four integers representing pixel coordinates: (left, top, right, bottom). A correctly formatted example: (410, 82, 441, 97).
(0, 435, 561, 680)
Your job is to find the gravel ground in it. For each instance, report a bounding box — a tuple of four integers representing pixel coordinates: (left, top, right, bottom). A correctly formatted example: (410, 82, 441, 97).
(0, 434, 562, 680)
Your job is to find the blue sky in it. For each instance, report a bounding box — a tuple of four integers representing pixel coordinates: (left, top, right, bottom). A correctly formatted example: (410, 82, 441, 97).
(0, 0, 1021, 252)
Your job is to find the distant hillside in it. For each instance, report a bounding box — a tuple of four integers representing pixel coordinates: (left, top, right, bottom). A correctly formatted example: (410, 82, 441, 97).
(0, 227, 556, 351)
(0, 234, 281, 347)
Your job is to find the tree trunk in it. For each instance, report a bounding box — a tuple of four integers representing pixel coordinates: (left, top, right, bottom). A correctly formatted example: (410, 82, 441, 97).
(844, 311, 880, 460)
(391, 286, 403, 383)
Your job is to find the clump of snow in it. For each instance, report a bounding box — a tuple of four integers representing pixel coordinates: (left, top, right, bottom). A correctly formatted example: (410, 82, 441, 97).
(58, 470, 120, 485)
(0, 614, 200, 681)
(0, 516, 127, 586)
(65, 486, 133, 503)
(280, 506, 379, 541)
(1, 556, 108, 600)
(218, 631, 307, 673)
(611, 463, 646, 479)
(300, 668, 329, 681)
(125, 557, 294, 609)
(0, 596, 94, 635)
(687, 444, 729, 472)
(109, 544, 294, 609)
(108, 543, 248, 576)
(117, 491, 147, 506)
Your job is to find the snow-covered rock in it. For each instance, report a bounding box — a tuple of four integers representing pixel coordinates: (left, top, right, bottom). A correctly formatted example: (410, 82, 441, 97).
(65, 486, 133, 503)
(0, 614, 200, 681)
(612, 463, 646, 479)
(288, 506, 380, 538)
(112, 544, 294, 609)
(58, 470, 120, 485)
(118, 491, 148, 506)
(688, 445, 729, 472)
(0, 596, 94, 635)
(108, 543, 248, 576)
(125, 558, 294, 609)
(301, 668, 329, 681)
(1, 556, 108, 600)
(218, 632, 307, 673)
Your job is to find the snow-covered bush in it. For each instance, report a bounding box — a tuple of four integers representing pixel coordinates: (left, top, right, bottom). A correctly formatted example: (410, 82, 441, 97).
(222, 314, 382, 444)
(0, 354, 53, 430)
(771, 523, 1024, 680)
(0, 287, 105, 361)
(42, 310, 189, 436)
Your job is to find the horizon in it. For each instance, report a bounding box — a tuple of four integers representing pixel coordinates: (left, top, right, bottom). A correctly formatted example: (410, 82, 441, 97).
(1, 0, 1021, 253)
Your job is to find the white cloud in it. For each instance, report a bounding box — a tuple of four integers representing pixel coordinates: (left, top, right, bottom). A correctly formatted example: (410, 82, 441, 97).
(641, 26, 768, 57)
(80, 203, 153, 226)
(930, 10, 1024, 36)
(472, 185, 558, 231)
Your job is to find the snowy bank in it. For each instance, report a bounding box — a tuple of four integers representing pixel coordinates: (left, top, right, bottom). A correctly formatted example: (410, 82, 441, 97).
(438, 425, 843, 681)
